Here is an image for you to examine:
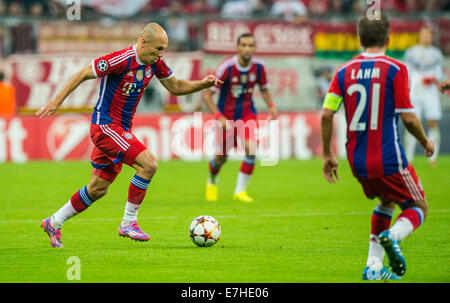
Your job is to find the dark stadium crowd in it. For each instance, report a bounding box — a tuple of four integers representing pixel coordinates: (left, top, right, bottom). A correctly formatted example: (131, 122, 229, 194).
(0, 0, 449, 54)
(0, 0, 449, 18)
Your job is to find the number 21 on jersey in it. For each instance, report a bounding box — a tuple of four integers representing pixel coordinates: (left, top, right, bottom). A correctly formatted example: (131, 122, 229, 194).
(347, 83, 381, 131)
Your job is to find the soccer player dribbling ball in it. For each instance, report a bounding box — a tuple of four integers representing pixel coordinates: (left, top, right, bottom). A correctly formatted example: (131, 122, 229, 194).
(320, 15, 434, 280)
(36, 23, 223, 248)
(203, 33, 277, 203)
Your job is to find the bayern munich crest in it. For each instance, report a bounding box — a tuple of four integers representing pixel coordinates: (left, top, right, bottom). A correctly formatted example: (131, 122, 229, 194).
(123, 132, 133, 140)
(97, 60, 108, 72)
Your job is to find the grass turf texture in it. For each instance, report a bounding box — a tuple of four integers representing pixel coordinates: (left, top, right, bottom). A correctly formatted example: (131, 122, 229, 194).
(0, 157, 449, 283)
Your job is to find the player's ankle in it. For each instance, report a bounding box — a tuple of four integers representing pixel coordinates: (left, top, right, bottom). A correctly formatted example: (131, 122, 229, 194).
(366, 256, 383, 269)
(50, 215, 63, 229)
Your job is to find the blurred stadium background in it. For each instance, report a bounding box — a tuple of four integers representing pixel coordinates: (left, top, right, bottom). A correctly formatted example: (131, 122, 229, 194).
(0, 0, 449, 163)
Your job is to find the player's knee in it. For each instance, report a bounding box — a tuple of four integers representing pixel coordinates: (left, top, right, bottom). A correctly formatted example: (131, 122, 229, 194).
(245, 143, 257, 157)
(418, 200, 428, 220)
(140, 158, 158, 178)
(87, 176, 111, 200)
(405, 199, 428, 221)
(215, 155, 227, 166)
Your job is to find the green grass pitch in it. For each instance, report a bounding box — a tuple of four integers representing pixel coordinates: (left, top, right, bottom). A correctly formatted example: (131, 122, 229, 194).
(0, 157, 449, 283)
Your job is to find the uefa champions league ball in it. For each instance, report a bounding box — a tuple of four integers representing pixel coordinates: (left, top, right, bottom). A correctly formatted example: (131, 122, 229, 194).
(189, 215, 221, 247)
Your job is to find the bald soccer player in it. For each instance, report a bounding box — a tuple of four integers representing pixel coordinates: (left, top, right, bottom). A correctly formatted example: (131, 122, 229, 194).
(37, 23, 223, 247)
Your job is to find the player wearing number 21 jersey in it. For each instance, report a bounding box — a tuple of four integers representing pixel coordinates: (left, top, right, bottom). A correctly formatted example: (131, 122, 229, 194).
(326, 51, 412, 178)
(321, 15, 434, 281)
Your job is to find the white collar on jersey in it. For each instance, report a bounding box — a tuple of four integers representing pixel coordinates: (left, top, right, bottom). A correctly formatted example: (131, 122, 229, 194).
(133, 44, 146, 66)
(361, 52, 386, 57)
(233, 55, 252, 72)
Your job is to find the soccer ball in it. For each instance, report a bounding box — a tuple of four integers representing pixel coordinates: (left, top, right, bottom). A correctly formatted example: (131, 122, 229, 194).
(189, 215, 221, 247)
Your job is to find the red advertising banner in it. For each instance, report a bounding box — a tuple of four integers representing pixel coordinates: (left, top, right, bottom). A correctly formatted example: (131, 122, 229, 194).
(0, 112, 343, 163)
(34, 19, 449, 58)
(203, 20, 315, 56)
(5, 52, 321, 113)
(5, 52, 202, 111)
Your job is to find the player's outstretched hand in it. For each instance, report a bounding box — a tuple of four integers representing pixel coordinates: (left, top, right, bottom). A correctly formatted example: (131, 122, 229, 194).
(438, 81, 450, 93)
(202, 74, 223, 88)
(420, 138, 435, 158)
(268, 107, 277, 120)
(323, 155, 339, 184)
(36, 100, 59, 118)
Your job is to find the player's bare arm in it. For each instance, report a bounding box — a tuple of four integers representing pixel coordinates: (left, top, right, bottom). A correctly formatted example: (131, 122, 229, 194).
(439, 81, 450, 93)
(202, 88, 228, 129)
(260, 88, 277, 120)
(36, 64, 96, 118)
(320, 108, 339, 184)
(160, 74, 223, 96)
(400, 112, 435, 157)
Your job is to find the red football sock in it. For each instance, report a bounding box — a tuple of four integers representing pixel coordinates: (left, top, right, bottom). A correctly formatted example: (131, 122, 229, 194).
(371, 205, 393, 237)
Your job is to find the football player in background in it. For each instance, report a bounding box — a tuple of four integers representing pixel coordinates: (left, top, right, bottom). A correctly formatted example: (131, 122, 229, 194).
(36, 23, 222, 247)
(403, 25, 444, 167)
(321, 15, 434, 280)
(203, 33, 277, 203)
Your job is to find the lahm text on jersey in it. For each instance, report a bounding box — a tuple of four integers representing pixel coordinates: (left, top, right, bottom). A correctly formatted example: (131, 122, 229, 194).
(351, 67, 381, 80)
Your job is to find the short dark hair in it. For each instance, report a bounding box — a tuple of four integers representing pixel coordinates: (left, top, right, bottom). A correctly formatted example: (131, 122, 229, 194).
(357, 14, 390, 48)
(237, 33, 254, 45)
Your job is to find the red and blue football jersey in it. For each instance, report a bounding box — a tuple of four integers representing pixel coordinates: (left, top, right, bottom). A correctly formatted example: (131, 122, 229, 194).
(324, 53, 415, 178)
(91, 45, 173, 131)
(212, 56, 269, 120)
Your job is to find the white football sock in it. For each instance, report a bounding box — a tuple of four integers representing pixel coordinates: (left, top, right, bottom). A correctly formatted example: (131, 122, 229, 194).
(234, 172, 251, 194)
(52, 200, 79, 229)
(428, 127, 440, 162)
(367, 236, 385, 268)
(366, 256, 384, 271)
(390, 217, 414, 242)
(122, 201, 140, 223)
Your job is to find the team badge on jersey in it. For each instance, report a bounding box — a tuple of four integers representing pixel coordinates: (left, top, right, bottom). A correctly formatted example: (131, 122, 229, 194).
(241, 75, 247, 84)
(97, 60, 108, 72)
(145, 68, 152, 78)
(249, 73, 256, 82)
(123, 132, 133, 140)
(136, 70, 144, 81)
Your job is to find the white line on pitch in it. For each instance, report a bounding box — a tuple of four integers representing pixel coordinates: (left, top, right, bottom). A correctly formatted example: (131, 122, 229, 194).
(0, 209, 449, 225)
